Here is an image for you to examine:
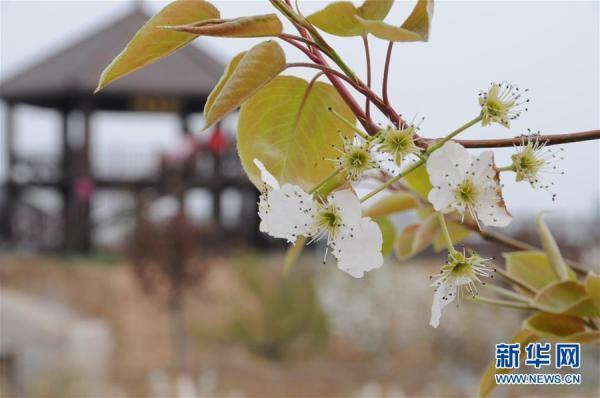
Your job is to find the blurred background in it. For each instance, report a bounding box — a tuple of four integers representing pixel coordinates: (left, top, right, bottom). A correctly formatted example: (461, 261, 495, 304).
(0, 1, 598, 397)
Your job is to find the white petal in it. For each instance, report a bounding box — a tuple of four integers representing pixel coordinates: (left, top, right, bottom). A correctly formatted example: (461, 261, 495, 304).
(426, 141, 470, 187)
(253, 158, 279, 190)
(259, 184, 315, 243)
(331, 218, 383, 278)
(427, 185, 456, 213)
(471, 151, 497, 187)
(429, 279, 457, 328)
(329, 189, 362, 226)
(475, 191, 512, 227)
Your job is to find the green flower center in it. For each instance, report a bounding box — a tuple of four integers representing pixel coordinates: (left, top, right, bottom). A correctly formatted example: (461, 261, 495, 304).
(316, 204, 342, 238)
(378, 126, 418, 165)
(348, 148, 369, 167)
(455, 179, 478, 205)
(512, 144, 544, 178)
(485, 99, 504, 116)
(442, 251, 478, 279)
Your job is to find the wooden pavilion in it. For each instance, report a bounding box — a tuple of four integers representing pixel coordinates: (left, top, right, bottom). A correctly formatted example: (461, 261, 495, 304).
(0, 5, 259, 252)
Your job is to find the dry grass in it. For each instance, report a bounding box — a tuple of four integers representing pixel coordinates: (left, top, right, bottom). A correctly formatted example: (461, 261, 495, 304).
(1, 253, 598, 398)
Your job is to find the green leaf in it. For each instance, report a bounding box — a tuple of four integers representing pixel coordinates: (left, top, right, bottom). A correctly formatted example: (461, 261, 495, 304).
(204, 40, 285, 128)
(238, 76, 356, 191)
(364, 192, 419, 218)
(504, 251, 560, 293)
(479, 329, 538, 398)
(393, 224, 419, 261)
(96, 0, 219, 92)
(161, 13, 283, 37)
(403, 163, 431, 200)
(374, 216, 395, 256)
(523, 312, 585, 340)
(534, 280, 600, 317)
(411, 212, 439, 253)
(356, 0, 434, 42)
(307, 0, 394, 37)
(536, 213, 570, 280)
(432, 220, 471, 252)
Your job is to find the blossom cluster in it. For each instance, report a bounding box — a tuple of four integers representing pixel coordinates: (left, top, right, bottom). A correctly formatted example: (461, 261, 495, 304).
(253, 83, 563, 328)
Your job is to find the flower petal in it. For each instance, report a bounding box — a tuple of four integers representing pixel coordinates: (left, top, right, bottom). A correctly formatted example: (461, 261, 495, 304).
(332, 217, 383, 278)
(329, 189, 362, 226)
(475, 190, 512, 227)
(471, 151, 512, 227)
(429, 279, 457, 328)
(253, 158, 280, 190)
(426, 141, 470, 188)
(428, 185, 456, 213)
(259, 184, 315, 242)
(470, 151, 496, 187)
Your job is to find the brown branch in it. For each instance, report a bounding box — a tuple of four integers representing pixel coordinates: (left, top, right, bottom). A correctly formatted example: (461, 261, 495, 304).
(421, 130, 600, 149)
(274, 1, 405, 132)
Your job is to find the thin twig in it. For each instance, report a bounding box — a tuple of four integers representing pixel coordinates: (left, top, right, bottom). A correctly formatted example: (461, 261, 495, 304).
(383, 41, 394, 110)
(362, 34, 372, 122)
(421, 130, 600, 149)
(463, 220, 589, 276)
(286, 63, 365, 92)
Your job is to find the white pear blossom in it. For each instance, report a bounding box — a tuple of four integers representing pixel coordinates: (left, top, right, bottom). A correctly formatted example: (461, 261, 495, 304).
(375, 124, 421, 166)
(327, 133, 378, 181)
(254, 159, 316, 243)
(511, 134, 564, 197)
(254, 159, 383, 278)
(426, 141, 512, 228)
(479, 82, 529, 127)
(430, 250, 495, 328)
(314, 190, 384, 278)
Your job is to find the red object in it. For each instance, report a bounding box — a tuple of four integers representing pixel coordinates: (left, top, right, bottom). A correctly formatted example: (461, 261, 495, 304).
(74, 177, 94, 200)
(206, 125, 228, 155)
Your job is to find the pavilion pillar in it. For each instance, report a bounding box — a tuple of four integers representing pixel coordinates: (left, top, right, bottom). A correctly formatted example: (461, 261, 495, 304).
(60, 109, 71, 251)
(65, 106, 92, 252)
(177, 112, 191, 212)
(1, 102, 16, 243)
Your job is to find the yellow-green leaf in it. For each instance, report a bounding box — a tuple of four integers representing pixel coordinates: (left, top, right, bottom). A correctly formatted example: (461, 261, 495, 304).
(284, 236, 306, 277)
(204, 40, 285, 128)
(560, 331, 600, 343)
(433, 220, 471, 252)
(96, 0, 219, 92)
(403, 163, 431, 200)
(411, 212, 439, 253)
(356, 0, 434, 42)
(393, 224, 419, 261)
(161, 13, 282, 37)
(585, 273, 600, 306)
(359, 0, 395, 20)
(523, 312, 585, 340)
(238, 76, 356, 191)
(479, 329, 538, 398)
(307, 0, 394, 37)
(534, 280, 599, 316)
(536, 213, 570, 280)
(364, 192, 419, 218)
(504, 251, 560, 293)
(374, 216, 395, 256)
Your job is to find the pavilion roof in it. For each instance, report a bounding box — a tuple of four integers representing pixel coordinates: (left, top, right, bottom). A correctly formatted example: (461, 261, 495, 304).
(0, 7, 225, 112)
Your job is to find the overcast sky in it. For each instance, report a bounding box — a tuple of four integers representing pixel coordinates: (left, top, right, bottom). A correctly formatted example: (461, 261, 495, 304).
(0, 1, 598, 219)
